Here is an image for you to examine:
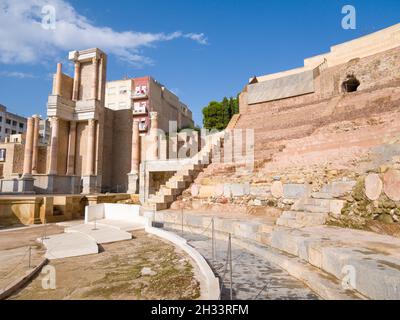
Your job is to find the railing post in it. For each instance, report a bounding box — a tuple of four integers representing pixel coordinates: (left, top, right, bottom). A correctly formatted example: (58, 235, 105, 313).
(229, 233, 233, 300)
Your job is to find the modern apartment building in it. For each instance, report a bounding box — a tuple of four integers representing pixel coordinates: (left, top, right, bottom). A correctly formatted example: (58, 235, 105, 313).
(105, 76, 194, 134)
(0, 104, 27, 142)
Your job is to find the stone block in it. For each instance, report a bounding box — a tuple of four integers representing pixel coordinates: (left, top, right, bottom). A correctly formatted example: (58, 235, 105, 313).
(283, 184, 310, 199)
(271, 181, 283, 199)
(365, 173, 383, 201)
(383, 169, 400, 201)
(198, 185, 215, 198)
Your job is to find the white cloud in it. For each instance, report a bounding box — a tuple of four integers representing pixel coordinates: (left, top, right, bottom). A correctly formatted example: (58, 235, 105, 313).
(0, 0, 208, 66)
(0, 71, 36, 78)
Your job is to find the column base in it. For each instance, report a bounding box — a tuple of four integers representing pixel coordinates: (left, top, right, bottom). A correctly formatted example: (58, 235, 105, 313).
(127, 173, 139, 194)
(18, 177, 35, 194)
(82, 175, 98, 194)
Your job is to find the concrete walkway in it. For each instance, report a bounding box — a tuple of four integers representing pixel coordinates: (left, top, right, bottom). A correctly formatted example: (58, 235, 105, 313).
(164, 228, 320, 300)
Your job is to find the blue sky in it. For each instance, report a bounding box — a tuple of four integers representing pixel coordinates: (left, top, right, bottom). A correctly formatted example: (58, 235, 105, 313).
(0, 0, 399, 126)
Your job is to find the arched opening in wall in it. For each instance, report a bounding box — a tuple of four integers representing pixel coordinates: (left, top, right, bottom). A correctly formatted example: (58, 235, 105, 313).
(342, 75, 360, 93)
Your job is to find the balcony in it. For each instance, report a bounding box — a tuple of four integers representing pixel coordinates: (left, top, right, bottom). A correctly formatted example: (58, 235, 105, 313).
(133, 102, 148, 115)
(131, 86, 148, 100)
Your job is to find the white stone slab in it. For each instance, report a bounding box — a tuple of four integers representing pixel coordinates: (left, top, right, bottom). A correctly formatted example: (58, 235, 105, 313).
(65, 223, 132, 244)
(38, 233, 98, 260)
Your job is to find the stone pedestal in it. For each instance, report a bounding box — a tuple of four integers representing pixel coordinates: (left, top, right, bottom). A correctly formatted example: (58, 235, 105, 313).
(127, 173, 139, 194)
(18, 177, 35, 194)
(82, 175, 97, 194)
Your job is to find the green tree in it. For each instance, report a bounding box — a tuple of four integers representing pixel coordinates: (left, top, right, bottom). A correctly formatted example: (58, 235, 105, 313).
(202, 95, 240, 131)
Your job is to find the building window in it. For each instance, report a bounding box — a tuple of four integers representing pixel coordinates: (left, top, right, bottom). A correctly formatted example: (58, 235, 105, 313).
(119, 86, 128, 94)
(0, 116, 2, 122)
(12, 120, 17, 126)
(19, 123, 24, 129)
(0, 126, 2, 132)
(6, 119, 11, 125)
(134, 86, 147, 95)
(5, 128, 9, 134)
(11, 130, 16, 134)
(342, 75, 360, 93)
(0, 149, 6, 162)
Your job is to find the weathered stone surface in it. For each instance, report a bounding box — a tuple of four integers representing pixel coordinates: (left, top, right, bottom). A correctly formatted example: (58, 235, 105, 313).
(198, 185, 215, 198)
(223, 183, 250, 197)
(383, 169, 400, 201)
(365, 173, 383, 201)
(321, 180, 356, 197)
(249, 185, 270, 197)
(191, 184, 199, 197)
(283, 184, 309, 199)
(214, 184, 224, 197)
(271, 181, 283, 199)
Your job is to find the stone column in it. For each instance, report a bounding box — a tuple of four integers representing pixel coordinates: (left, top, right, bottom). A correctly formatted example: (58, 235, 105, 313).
(86, 119, 96, 176)
(48, 117, 59, 175)
(66, 121, 77, 175)
(97, 55, 104, 100)
(23, 117, 34, 177)
(31, 115, 40, 174)
(149, 112, 159, 160)
(72, 61, 81, 101)
(55, 63, 63, 96)
(128, 119, 140, 194)
(92, 57, 98, 100)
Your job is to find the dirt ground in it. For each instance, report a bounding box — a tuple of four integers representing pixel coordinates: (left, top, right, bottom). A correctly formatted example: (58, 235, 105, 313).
(9, 230, 201, 300)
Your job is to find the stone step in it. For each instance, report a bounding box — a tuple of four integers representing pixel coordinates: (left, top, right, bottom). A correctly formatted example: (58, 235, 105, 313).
(166, 180, 187, 189)
(311, 192, 334, 199)
(303, 204, 331, 214)
(170, 174, 193, 183)
(148, 194, 175, 204)
(159, 186, 180, 196)
(144, 202, 168, 211)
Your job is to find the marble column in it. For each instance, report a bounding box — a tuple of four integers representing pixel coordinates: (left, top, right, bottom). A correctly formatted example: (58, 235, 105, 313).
(86, 119, 96, 176)
(22, 117, 34, 177)
(55, 63, 63, 96)
(92, 57, 98, 100)
(128, 119, 140, 194)
(72, 61, 81, 101)
(48, 117, 59, 175)
(149, 112, 159, 160)
(66, 121, 77, 175)
(31, 115, 40, 174)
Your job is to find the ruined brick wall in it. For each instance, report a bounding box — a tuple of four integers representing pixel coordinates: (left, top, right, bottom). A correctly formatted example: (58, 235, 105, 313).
(240, 47, 400, 115)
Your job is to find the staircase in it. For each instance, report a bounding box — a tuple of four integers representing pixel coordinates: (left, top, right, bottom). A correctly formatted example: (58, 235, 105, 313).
(145, 132, 225, 211)
(276, 181, 353, 228)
